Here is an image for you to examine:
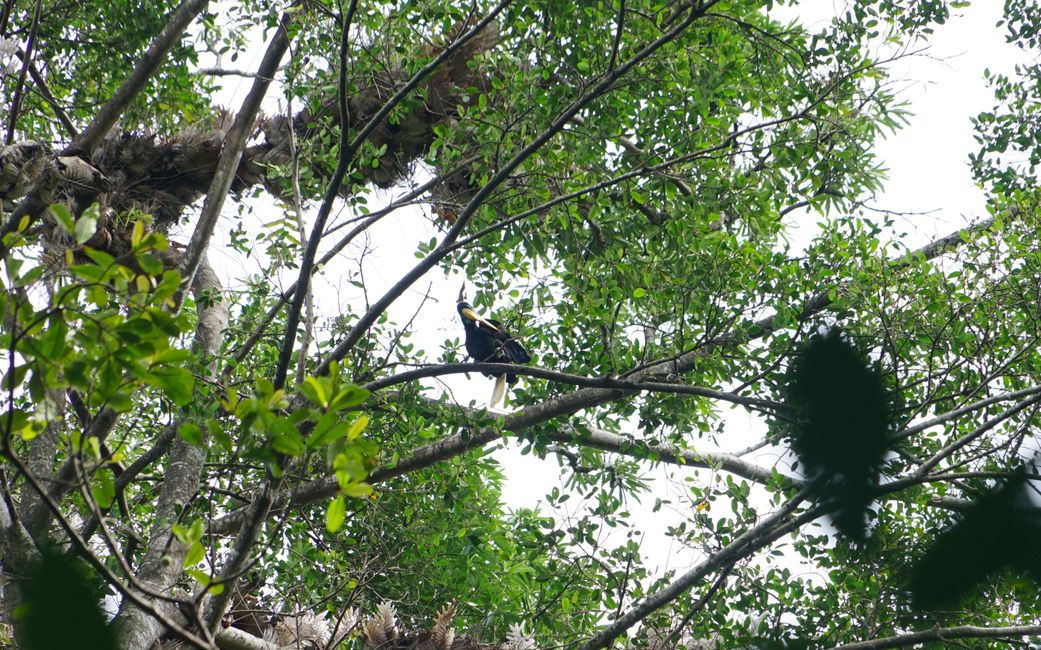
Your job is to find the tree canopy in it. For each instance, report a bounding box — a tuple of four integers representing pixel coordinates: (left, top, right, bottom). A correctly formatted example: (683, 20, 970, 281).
(2, 0, 1041, 648)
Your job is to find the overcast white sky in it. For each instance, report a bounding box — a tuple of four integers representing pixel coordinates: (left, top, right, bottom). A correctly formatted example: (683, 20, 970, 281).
(200, 1, 1032, 582)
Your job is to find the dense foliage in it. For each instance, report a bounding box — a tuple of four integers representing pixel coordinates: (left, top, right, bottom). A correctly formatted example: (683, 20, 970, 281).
(1, 0, 1040, 648)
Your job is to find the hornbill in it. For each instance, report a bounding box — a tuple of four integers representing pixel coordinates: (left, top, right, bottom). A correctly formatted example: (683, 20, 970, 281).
(457, 285, 530, 406)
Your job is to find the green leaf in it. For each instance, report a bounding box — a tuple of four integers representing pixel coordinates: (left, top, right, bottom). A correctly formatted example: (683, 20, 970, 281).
(178, 422, 204, 447)
(131, 220, 145, 248)
(326, 495, 346, 532)
(39, 318, 68, 360)
(92, 470, 115, 509)
(346, 414, 369, 441)
(184, 541, 204, 567)
(75, 215, 98, 245)
(343, 482, 374, 498)
(2, 364, 28, 390)
(105, 392, 134, 413)
(65, 359, 88, 389)
(271, 431, 304, 456)
(49, 204, 75, 234)
(81, 247, 116, 268)
(302, 376, 330, 409)
(152, 367, 195, 406)
(329, 384, 369, 411)
(136, 252, 164, 275)
(186, 519, 204, 544)
(149, 309, 185, 337)
(185, 569, 214, 587)
(308, 414, 350, 449)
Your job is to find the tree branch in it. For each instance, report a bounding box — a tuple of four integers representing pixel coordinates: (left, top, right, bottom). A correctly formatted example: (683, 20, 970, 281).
(115, 256, 228, 650)
(206, 215, 1005, 536)
(361, 362, 786, 412)
(579, 489, 818, 650)
(223, 176, 438, 374)
(0, 0, 210, 253)
(179, 10, 291, 303)
(72, 0, 210, 153)
(827, 623, 1041, 649)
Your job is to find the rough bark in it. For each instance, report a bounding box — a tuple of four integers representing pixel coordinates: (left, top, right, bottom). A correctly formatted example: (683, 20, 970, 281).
(114, 255, 228, 650)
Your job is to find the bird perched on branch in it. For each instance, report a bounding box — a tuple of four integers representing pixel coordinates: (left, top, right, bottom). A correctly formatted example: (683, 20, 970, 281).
(457, 284, 530, 406)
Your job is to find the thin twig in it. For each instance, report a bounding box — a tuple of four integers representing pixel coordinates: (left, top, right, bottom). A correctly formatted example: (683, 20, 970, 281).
(4, 0, 41, 144)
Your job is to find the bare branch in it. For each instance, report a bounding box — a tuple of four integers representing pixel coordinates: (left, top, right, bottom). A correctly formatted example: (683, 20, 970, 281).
(827, 624, 1041, 649)
(179, 11, 292, 303)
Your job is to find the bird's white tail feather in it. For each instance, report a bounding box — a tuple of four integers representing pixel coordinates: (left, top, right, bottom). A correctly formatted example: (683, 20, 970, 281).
(490, 374, 507, 407)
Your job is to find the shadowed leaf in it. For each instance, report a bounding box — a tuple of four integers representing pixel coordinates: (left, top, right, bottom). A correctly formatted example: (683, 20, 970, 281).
(910, 469, 1041, 609)
(784, 328, 894, 541)
(21, 550, 116, 650)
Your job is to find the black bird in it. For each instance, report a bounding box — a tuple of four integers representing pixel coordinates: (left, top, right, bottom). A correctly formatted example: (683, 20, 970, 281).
(456, 285, 530, 405)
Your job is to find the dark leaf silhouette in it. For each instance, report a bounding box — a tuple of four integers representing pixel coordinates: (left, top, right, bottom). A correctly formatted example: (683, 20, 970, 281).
(20, 550, 117, 650)
(784, 328, 894, 541)
(910, 469, 1041, 609)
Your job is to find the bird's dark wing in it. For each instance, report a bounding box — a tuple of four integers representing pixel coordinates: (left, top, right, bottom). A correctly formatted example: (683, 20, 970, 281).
(503, 339, 530, 364)
(487, 319, 529, 369)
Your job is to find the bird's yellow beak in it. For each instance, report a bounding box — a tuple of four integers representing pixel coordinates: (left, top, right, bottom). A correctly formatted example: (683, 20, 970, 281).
(461, 306, 500, 332)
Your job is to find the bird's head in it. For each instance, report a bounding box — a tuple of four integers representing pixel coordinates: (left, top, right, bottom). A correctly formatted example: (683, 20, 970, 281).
(456, 283, 499, 331)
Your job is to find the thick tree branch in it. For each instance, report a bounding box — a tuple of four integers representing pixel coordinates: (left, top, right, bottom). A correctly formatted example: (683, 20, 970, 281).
(362, 362, 786, 412)
(216, 626, 281, 650)
(0, 0, 210, 253)
(115, 256, 228, 650)
(72, 0, 209, 154)
(180, 11, 291, 301)
(827, 623, 1041, 649)
(546, 422, 793, 487)
(273, 0, 362, 388)
(19, 405, 118, 539)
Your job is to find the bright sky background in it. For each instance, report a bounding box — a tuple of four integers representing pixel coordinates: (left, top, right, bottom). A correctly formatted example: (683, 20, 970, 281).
(196, 0, 1032, 595)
